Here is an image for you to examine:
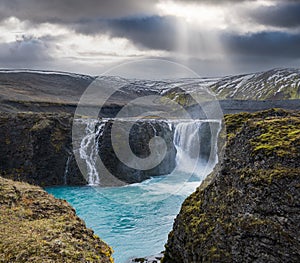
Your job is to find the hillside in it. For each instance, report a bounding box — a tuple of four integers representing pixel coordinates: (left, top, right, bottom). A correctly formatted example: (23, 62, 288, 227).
(163, 109, 300, 262)
(0, 69, 299, 115)
(211, 68, 300, 100)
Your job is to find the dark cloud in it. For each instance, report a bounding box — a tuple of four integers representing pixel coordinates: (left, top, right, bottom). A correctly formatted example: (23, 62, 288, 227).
(0, 0, 158, 23)
(172, 0, 264, 4)
(0, 35, 52, 66)
(74, 16, 178, 51)
(223, 31, 300, 58)
(0, 0, 299, 75)
(250, 2, 300, 28)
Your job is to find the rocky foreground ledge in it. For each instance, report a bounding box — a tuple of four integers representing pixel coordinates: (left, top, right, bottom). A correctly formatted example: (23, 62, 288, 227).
(163, 109, 300, 262)
(0, 176, 113, 262)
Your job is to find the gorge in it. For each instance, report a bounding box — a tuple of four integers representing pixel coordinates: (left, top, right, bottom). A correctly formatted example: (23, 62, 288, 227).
(0, 69, 299, 262)
(0, 111, 222, 262)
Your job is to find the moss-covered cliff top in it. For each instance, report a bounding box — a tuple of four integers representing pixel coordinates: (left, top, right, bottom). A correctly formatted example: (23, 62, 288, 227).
(163, 109, 300, 263)
(0, 176, 113, 263)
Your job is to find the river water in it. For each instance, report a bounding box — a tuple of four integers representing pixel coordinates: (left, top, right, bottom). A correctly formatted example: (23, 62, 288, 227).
(46, 119, 221, 262)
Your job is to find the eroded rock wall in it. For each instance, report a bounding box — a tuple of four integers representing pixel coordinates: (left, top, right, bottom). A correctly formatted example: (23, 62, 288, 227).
(163, 109, 300, 263)
(0, 112, 85, 186)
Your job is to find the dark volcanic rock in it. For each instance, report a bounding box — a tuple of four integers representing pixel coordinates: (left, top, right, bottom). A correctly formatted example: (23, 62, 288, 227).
(97, 119, 176, 184)
(0, 112, 85, 186)
(0, 176, 113, 262)
(130, 253, 163, 262)
(163, 109, 300, 263)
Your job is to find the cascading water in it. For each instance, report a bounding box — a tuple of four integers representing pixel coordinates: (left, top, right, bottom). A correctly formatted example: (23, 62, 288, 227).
(63, 156, 71, 185)
(79, 120, 106, 185)
(173, 120, 221, 178)
(77, 118, 220, 185)
(174, 121, 203, 175)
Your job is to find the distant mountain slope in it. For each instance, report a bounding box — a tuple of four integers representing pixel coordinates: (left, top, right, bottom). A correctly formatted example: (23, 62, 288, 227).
(210, 68, 300, 100)
(0, 70, 95, 104)
(0, 68, 299, 114)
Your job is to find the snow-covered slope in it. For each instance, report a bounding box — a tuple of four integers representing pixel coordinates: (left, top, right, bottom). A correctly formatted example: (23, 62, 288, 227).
(210, 68, 300, 100)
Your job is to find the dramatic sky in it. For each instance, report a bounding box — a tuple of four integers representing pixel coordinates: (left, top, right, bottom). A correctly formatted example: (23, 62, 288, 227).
(0, 0, 300, 76)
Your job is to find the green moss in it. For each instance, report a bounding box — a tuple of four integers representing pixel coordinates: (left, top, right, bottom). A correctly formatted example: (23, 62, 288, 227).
(224, 112, 252, 140)
(161, 91, 191, 106)
(240, 167, 300, 185)
(31, 118, 52, 131)
(51, 127, 66, 152)
(250, 117, 300, 157)
(0, 177, 114, 263)
(224, 108, 300, 141)
(5, 138, 11, 145)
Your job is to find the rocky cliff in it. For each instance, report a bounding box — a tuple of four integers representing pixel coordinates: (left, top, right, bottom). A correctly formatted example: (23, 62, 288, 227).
(0, 176, 113, 262)
(0, 112, 85, 186)
(0, 112, 177, 186)
(163, 109, 300, 263)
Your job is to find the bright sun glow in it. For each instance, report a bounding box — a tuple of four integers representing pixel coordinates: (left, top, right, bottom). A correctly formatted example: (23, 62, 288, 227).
(157, 1, 226, 30)
(156, 0, 285, 34)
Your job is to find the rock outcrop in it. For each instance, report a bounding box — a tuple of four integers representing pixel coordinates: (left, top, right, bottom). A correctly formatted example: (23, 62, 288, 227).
(97, 119, 176, 184)
(163, 109, 300, 263)
(0, 176, 113, 262)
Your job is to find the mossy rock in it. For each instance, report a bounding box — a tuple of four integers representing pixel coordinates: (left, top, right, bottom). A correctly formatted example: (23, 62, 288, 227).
(0, 176, 114, 263)
(163, 109, 300, 263)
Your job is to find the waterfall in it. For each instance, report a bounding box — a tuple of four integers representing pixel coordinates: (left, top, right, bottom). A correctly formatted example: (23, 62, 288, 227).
(173, 120, 220, 177)
(76, 118, 220, 185)
(63, 156, 71, 185)
(79, 120, 105, 185)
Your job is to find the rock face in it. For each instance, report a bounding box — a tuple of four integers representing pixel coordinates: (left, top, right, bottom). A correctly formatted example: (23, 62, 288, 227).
(97, 120, 176, 184)
(0, 112, 85, 186)
(163, 109, 300, 263)
(0, 176, 113, 263)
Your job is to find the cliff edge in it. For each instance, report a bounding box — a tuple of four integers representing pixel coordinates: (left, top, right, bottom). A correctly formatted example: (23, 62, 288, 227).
(163, 109, 300, 262)
(0, 176, 113, 262)
(0, 112, 85, 186)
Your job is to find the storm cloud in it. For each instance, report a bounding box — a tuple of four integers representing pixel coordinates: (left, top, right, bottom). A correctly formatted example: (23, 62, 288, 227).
(250, 1, 300, 28)
(0, 35, 52, 64)
(223, 31, 300, 58)
(0, 0, 158, 23)
(74, 16, 178, 51)
(0, 0, 299, 76)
